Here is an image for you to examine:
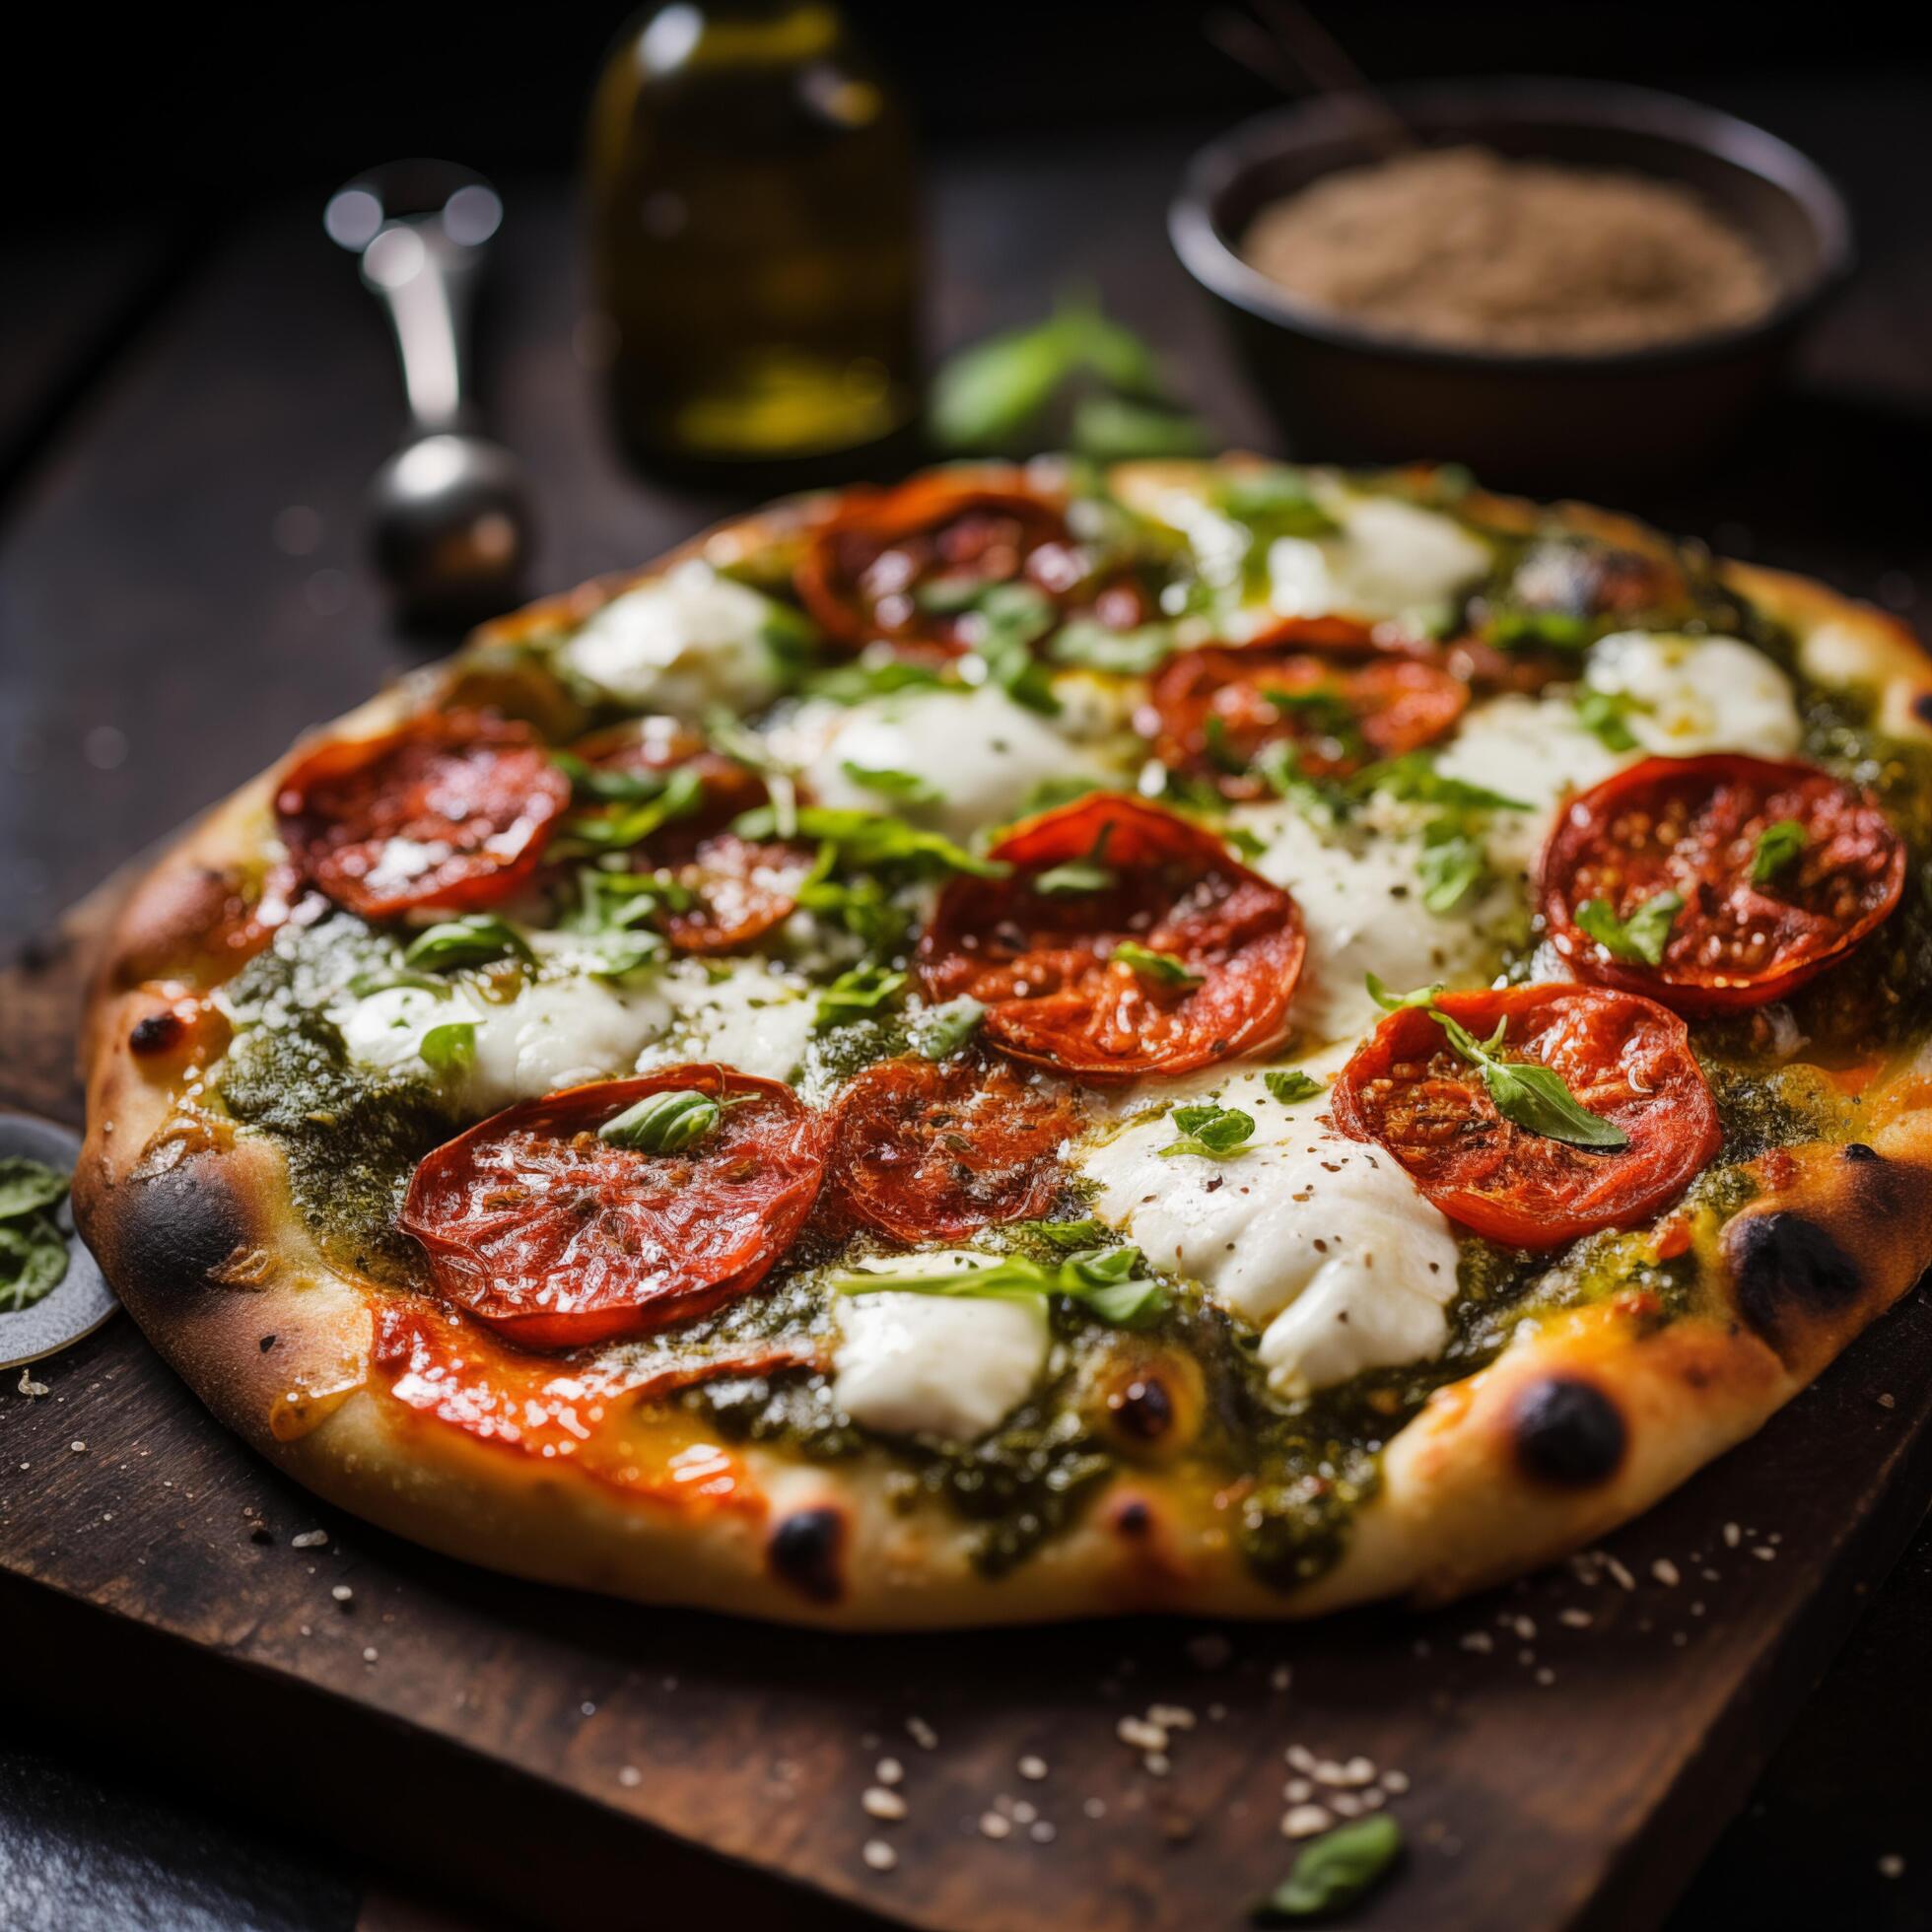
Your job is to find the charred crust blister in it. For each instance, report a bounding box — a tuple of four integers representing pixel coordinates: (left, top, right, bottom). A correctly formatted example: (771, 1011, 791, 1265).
(1107, 1376, 1175, 1443)
(1511, 1376, 1628, 1487)
(1728, 1211, 1865, 1344)
(107, 1161, 253, 1307)
(129, 1011, 186, 1056)
(1842, 1142, 1884, 1164)
(767, 1506, 845, 1603)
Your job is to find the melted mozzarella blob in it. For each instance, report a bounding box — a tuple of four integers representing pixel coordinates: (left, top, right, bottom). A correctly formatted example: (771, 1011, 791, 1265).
(1240, 803, 1507, 1040)
(1432, 692, 1625, 874)
(1075, 1064, 1459, 1396)
(639, 957, 817, 1085)
(560, 561, 786, 718)
(462, 975, 671, 1113)
(802, 683, 1109, 842)
(1583, 632, 1802, 760)
(831, 1253, 1052, 1440)
(1269, 494, 1492, 628)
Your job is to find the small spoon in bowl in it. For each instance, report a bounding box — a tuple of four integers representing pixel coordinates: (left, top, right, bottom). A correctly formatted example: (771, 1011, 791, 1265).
(325, 161, 536, 625)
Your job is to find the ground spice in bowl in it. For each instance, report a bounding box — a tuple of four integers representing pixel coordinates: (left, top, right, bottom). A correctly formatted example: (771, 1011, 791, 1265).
(1241, 144, 1778, 356)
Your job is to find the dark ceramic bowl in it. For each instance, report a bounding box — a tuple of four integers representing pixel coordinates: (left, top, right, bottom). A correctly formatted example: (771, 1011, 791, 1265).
(1170, 79, 1854, 488)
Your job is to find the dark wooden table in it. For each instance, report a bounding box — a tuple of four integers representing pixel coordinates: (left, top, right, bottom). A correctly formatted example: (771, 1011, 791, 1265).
(1, 81, 1929, 1932)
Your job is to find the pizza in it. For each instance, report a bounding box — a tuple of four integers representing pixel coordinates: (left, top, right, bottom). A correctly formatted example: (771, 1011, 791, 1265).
(74, 457, 1932, 1627)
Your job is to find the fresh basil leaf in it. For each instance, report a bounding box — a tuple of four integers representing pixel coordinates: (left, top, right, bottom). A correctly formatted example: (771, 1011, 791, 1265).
(1353, 752, 1527, 815)
(836, 1244, 1168, 1328)
(1264, 1070, 1324, 1105)
(0, 1215, 69, 1311)
(1417, 824, 1487, 915)
(1751, 817, 1807, 884)
(551, 750, 672, 805)
(1575, 889, 1683, 966)
(1057, 296, 1171, 398)
(346, 967, 451, 998)
(912, 997, 985, 1060)
(402, 915, 535, 974)
(1034, 860, 1116, 896)
(1370, 976, 1631, 1151)
(840, 762, 942, 805)
(598, 1088, 724, 1155)
(560, 763, 707, 850)
(1486, 608, 1594, 651)
(1010, 1216, 1113, 1250)
(930, 319, 1082, 451)
(1366, 972, 1445, 1014)
(732, 804, 1009, 880)
(417, 1020, 477, 1072)
(815, 964, 909, 1030)
(803, 656, 954, 705)
(1253, 1815, 1403, 1921)
(1070, 394, 1212, 462)
(1216, 466, 1337, 536)
(0, 1157, 70, 1221)
(584, 932, 666, 978)
(566, 866, 696, 937)
(1114, 941, 1201, 989)
(1158, 1101, 1256, 1159)
(970, 583, 1061, 717)
(1573, 687, 1648, 752)
(1049, 619, 1178, 676)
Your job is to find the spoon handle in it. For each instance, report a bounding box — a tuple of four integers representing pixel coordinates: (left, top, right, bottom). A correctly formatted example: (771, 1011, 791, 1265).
(361, 221, 480, 435)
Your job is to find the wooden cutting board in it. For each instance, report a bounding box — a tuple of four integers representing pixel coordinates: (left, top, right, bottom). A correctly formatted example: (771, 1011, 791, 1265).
(3, 872, 1929, 1932)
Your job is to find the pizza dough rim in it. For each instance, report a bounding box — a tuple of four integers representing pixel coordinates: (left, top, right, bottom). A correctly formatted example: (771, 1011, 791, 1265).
(72, 462, 1932, 1628)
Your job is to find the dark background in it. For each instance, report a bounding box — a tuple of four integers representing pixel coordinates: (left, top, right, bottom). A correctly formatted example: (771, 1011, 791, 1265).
(3, 5, 1931, 1929)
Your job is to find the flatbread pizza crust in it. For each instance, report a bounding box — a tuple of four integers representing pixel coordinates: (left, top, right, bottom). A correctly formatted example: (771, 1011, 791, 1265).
(74, 460, 1932, 1627)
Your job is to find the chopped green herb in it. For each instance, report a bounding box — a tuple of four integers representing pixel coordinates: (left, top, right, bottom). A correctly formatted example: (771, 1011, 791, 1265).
(1573, 686, 1649, 752)
(1264, 1070, 1324, 1105)
(1049, 619, 1177, 675)
(559, 764, 706, 849)
(1009, 1216, 1112, 1250)
(402, 915, 535, 974)
(1751, 817, 1808, 884)
(1575, 890, 1684, 966)
(1158, 1101, 1257, 1159)
(837, 1244, 1168, 1328)
(732, 804, 1009, 880)
(417, 1020, 476, 1073)
(1113, 940, 1201, 989)
(970, 582, 1060, 715)
(803, 656, 953, 705)
(598, 1088, 724, 1155)
(1416, 821, 1487, 915)
(1252, 1815, 1403, 1921)
(1352, 752, 1527, 815)
(840, 762, 941, 805)
(815, 963, 909, 1031)
(912, 997, 986, 1060)
(1366, 974, 1630, 1151)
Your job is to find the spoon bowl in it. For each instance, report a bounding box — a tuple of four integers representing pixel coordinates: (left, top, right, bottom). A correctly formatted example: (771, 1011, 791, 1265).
(368, 430, 533, 624)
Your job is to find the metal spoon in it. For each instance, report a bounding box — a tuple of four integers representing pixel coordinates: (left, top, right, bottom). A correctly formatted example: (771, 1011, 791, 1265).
(324, 161, 535, 624)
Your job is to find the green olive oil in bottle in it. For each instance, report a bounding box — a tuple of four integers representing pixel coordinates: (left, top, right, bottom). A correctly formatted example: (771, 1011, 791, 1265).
(586, 2, 920, 477)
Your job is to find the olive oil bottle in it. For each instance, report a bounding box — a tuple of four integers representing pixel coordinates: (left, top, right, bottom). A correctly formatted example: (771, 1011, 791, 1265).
(586, 2, 920, 478)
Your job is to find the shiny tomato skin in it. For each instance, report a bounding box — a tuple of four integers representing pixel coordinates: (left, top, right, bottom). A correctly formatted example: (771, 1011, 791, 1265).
(570, 720, 809, 952)
(1331, 983, 1721, 1249)
(399, 1067, 825, 1350)
(795, 474, 1140, 655)
(1539, 754, 1905, 1016)
(276, 712, 569, 920)
(826, 1055, 1086, 1243)
(1140, 621, 1470, 795)
(917, 794, 1305, 1081)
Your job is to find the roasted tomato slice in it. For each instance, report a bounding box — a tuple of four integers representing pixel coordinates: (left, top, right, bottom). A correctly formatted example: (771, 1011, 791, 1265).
(1139, 619, 1470, 794)
(277, 712, 569, 920)
(794, 473, 1145, 655)
(399, 1067, 825, 1349)
(827, 1054, 1086, 1243)
(917, 794, 1305, 1080)
(1331, 983, 1720, 1248)
(571, 719, 810, 952)
(1539, 754, 1905, 1015)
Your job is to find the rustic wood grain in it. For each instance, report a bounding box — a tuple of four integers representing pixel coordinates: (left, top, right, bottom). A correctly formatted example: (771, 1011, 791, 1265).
(0, 877, 1928, 1931)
